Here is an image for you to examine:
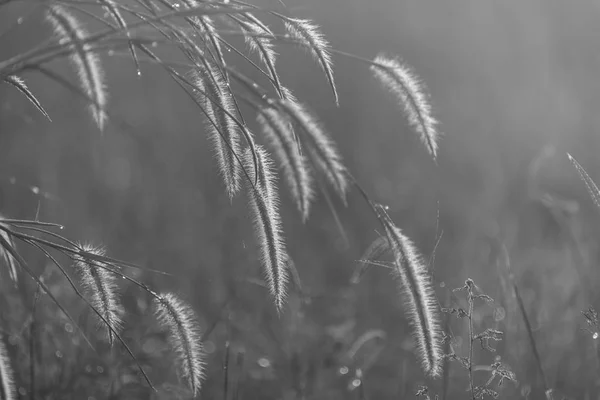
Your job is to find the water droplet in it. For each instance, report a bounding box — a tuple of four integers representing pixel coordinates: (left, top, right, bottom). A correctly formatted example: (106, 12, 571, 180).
(257, 357, 270, 368)
(18, 387, 26, 395)
(339, 366, 349, 375)
(31, 186, 39, 194)
(173, 3, 179, 8)
(108, 50, 115, 57)
(439, 281, 446, 288)
(96, 366, 104, 373)
(352, 379, 361, 388)
(85, 365, 92, 373)
(137, 70, 141, 77)
(151, 41, 158, 48)
(64, 323, 74, 333)
(593, 332, 598, 340)
(55, 350, 63, 358)
(17, 17, 23, 24)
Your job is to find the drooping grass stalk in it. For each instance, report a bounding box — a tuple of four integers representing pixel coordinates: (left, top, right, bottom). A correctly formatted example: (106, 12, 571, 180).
(154, 293, 205, 396)
(193, 64, 242, 199)
(46, 5, 107, 131)
(257, 107, 313, 221)
(568, 153, 600, 209)
(375, 204, 443, 377)
(3, 75, 51, 120)
(0, 217, 18, 284)
(243, 146, 289, 312)
(277, 99, 348, 203)
(371, 54, 439, 161)
(281, 17, 338, 105)
(0, 335, 15, 400)
(72, 244, 123, 345)
(99, 0, 140, 74)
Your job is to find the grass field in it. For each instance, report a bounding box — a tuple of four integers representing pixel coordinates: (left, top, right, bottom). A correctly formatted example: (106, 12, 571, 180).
(0, 1, 599, 399)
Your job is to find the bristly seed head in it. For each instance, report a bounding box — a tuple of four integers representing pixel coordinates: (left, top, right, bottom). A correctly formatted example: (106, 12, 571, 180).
(0, 335, 15, 400)
(154, 293, 205, 395)
(243, 146, 289, 312)
(258, 107, 314, 221)
(371, 54, 440, 161)
(375, 205, 443, 377)
(46, 5, 107, 131)
(72, 243, 122, 345)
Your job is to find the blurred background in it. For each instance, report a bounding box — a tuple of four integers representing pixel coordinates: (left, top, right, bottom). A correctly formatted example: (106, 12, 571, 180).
(2, 0, 600, 399)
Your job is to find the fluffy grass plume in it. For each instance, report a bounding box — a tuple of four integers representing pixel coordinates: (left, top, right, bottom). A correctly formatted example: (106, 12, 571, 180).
(46, 5, 107, 131)
(257, 107, 313, 221)
(154, 293, 205, 396)
(193, 65, 242, 200)
(0, 216, 18, 284)
(243, 146, 289, 312)
(73, 244, 122, 345)
(3, 75, 51, 120)
(375, 205, 443, 377)
(371, 54, 439, 160)
(283, 18, 338, 105)
(0, 336, 15, 400)
(278, 99, 348, 203)
(237, 17, 283, 98)
(568, 153, 600, 209)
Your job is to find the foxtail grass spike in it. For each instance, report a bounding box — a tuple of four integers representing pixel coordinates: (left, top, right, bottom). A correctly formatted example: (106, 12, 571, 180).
(371, 54, 439, 160)
(568, 153, 600, 209)
(278, 99, 348, 203)
(375, 205, 443, 377)
(3, 75, 51, 121)
(100, 0, 140, 75)
(237, 17, 283, 98)
(46, 5, 107, 131)
(193, 65, 242, 199)
(243, 146, 289, 312)
(283, 18, 338, 105)
(73, 244, 123, 345)
(0, 218, 18, 284)
(258, 107, 313, 221)
(154, 293, 205, 395)
(0, 336, 15, 400)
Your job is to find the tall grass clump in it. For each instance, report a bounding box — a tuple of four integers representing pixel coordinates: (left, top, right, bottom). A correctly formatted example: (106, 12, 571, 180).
(0, 0, 544, 397)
